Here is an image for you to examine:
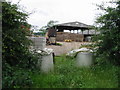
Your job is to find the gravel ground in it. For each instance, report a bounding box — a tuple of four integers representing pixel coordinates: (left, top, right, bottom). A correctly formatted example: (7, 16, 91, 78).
(46, 42, 90, 56)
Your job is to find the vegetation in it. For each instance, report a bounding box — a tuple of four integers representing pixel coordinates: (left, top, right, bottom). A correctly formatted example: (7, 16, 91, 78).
(93, 1, 120, 87)
(94, 0, 120, 65)
(2, 2, 38, 88)
(55, 42, 62, 46)
(2, 0, 120, 88)
(39, 20, 58, 34)
(31, 55, 118, 88)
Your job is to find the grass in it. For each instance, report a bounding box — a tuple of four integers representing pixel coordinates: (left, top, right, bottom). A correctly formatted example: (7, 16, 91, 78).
(55, 42, 62, 46)
(30, 55, 118, 88)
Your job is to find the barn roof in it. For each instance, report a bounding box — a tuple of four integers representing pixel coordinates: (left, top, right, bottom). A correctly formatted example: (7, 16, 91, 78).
(53, 21, 92, 31)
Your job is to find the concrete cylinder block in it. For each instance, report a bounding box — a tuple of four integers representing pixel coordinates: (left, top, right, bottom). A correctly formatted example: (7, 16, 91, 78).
(76, 52, 93, 67)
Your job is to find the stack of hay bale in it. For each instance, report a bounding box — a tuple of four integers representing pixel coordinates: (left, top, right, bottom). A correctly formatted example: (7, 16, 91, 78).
(56, 32, 84, 42)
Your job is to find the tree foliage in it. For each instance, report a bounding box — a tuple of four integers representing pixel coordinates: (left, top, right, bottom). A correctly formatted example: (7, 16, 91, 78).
(40, 20, 58, 33)
(2, 1, 38, 88)
(95, 0, 120, 65)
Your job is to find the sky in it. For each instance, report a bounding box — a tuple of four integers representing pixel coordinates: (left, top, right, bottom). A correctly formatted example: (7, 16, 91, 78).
(9, 0, 113, 29)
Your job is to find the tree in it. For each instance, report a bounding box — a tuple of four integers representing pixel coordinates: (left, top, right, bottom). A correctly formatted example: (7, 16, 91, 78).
(39, 20, 58, 33)
(2, 1, 38, 87)
(2, 1, 31, 66)
(95, 0, 120, 65)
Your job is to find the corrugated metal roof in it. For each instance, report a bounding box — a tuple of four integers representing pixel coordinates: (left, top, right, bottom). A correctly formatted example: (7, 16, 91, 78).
(56, 21, 92, 29)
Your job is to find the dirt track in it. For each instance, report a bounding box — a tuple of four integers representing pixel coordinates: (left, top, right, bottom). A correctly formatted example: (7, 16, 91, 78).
(46, 42, 90, 56)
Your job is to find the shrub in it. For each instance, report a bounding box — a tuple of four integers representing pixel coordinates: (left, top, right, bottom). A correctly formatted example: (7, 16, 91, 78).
(2, 65, 33, 88)
(2, 1, 39, 88)
(94, 0, 120, 65)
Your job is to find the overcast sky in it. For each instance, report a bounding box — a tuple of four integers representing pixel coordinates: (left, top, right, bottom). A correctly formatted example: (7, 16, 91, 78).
(9, 0, 113, 28)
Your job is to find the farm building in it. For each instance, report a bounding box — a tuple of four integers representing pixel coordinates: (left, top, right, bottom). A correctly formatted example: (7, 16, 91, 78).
(47, 21, 99, 43)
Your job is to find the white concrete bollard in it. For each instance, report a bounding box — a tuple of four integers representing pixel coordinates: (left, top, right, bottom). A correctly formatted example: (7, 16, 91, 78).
(36, 48, 54, 73)
(76, 52, 93, 67)
(40, 53, 54, 73)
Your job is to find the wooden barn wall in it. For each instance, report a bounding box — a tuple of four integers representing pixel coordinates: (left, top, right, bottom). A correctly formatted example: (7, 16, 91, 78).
(56, 32, 84, 42)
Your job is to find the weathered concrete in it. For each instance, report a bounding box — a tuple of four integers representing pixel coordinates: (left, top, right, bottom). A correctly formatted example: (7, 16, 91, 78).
(36, 48, 54, 73)
(76, 52, 93, 67)
(40, 53, 54, 73)
(28, 37, 46, 50)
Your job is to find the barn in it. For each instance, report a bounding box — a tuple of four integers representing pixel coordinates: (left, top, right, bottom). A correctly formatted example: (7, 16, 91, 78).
(47, 21, 98, 44)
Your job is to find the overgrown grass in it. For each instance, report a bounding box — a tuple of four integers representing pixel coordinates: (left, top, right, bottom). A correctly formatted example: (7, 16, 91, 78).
(31, 55, 118, 88)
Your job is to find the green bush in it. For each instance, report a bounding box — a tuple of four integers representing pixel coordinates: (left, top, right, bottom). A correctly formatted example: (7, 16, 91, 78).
(94, 0, 120, 65)
(2, 1, 39, 88)
(55, 43, 62, 46)
(3, 66, 33, 88)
